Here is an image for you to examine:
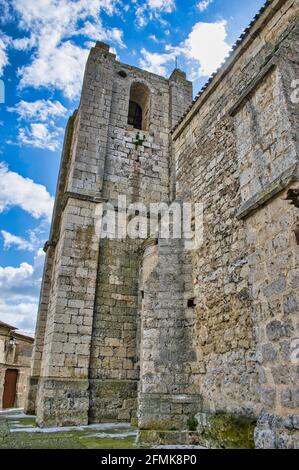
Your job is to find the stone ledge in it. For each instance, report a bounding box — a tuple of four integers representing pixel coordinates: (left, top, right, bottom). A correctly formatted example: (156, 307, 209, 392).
(38, 377, 89, 384)
(237, 163, 299, 220)
(138, 430, 205, 447)
(62, 191, 108, 210)
(138, 392, 202, 403)
(138, 411, 256, 448)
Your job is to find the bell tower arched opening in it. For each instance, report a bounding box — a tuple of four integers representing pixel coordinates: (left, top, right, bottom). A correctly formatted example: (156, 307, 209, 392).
(128, 82, 151, 131)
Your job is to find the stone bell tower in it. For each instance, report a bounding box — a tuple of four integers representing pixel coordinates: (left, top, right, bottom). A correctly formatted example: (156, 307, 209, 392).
(25, 41, 192, 427)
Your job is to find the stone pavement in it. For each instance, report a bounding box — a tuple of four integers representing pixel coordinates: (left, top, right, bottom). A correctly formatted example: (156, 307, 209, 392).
(0, 409, 206, 449)
(0, 409, 138, 449)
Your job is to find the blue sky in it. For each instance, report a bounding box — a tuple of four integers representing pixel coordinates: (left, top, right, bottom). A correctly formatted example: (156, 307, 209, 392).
(0, 0, 265, 334)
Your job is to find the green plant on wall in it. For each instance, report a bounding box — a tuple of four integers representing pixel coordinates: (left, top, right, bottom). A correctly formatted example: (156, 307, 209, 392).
(133, 132, 146, 149)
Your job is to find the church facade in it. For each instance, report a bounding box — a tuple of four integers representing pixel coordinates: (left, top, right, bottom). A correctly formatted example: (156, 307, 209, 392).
(26, 0, 299, 448)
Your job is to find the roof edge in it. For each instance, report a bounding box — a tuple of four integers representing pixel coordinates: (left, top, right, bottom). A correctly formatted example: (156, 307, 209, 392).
(14, 331, 34, 342)
(0, 320, 17, 331)
(172, 0, 291, 140)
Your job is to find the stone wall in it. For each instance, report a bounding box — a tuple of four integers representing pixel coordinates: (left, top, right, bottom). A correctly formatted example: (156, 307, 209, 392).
(88, 61, 192, 423)
(26, 114, 76, 414)
(89, 238, 140, 423)
(172, 0, 298, 448)
(0, 327, 34, 409)
(138, 235, 202, 444)
(28, 41, 192, 426)
(26, 0, 298, 448)
(233, 28, 299, 447)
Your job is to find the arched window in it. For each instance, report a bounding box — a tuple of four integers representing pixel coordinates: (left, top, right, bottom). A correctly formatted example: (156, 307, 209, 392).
(128, 82, 150, 131)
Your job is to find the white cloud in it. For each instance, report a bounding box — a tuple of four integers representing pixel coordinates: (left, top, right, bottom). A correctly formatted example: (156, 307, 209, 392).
(12, 0, 119, 36)
(181, 20, 231, 77)
(135, 6, 148, 28)
(17, 123, 64, 151)
(0, 162, 54, 222)
(0, 34, 9, 76)
(0, 262, 34, 288)
(140, 20, 231, 79)
(197, 0, 213, 12)
(11, 35, 36, 51)
(149, 34, 159, 43)
(0, 301, 38, 335)
(139, 48, 175, 76)
(19, 41, 90, 100)
(1, 230, 35, 252)
(135, 0, 175, 27)
(7, 99, 67, 151)
(0, 1, 13, 24)
(0, 248, 45, 334)
(147, 0, 175, 12)
(76, 21, 125, 48)
(8, 99, 67, 121)
(148, 34, 166, 44)
(10, 0, 124, 99)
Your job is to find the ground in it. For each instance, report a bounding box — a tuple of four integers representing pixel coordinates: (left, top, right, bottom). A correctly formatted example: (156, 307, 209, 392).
(0, 409, 140, 449)
(0, 409, 206, 449)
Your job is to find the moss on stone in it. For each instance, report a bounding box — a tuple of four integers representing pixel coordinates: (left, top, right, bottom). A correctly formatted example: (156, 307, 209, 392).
(138, 413, 256, 448)
(130, 417, 138, 427)
(0, 429, 143, 450)
(139, 419, 178, 431)
(0, 412, 143, 450)
(187, 415, 198, 432)
(196, 412, 256, 449)
(81, 436, 138, 449)
(138, 430, 200, 446)
(95, 381, 123, 398)
(9, 417, 37, 428)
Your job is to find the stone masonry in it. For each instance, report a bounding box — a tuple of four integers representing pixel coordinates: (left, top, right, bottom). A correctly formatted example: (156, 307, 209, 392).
(26, 0, 299, 448)
(0, 321, 34, 409)
(25, 41, 193, 428)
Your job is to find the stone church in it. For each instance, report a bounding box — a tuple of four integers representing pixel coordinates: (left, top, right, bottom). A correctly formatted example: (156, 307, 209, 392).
(25, 0, 299, 448)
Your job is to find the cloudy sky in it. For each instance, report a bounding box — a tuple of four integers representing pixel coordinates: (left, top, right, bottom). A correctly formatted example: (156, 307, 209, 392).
(0, 0, 265, 334)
